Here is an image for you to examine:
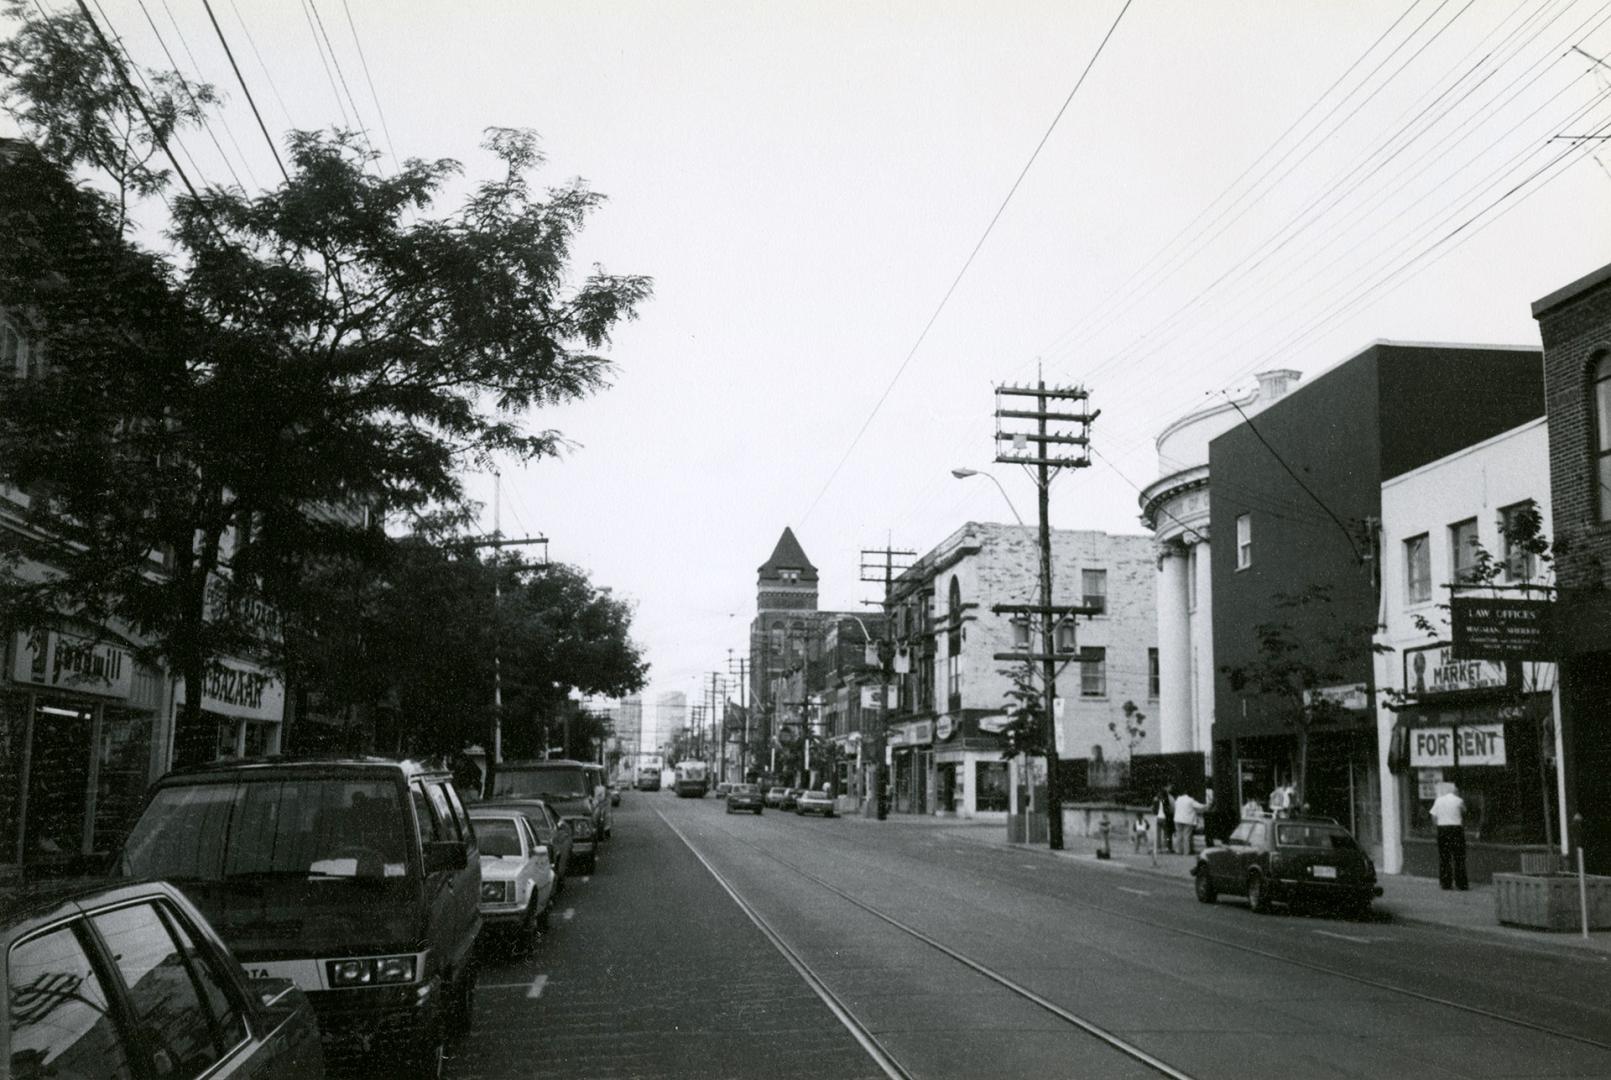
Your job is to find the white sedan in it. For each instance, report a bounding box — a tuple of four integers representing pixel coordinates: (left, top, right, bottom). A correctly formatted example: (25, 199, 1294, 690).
(469, 808, 556, 950)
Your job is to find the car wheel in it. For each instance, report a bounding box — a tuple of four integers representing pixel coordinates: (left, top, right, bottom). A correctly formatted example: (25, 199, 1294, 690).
(536, 900, 551, 934)
(1345, 895, 1373, 921)
(756, 808, 763, 816)
(1247, 873, 1272, 914)
(725, 805, 733, 814)
(1194, 868, 1217, 904)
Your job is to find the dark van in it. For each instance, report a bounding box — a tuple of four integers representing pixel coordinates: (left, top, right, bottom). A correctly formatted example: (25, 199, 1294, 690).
(116, 757, 481, 1077)
(493, 760, 608, 871)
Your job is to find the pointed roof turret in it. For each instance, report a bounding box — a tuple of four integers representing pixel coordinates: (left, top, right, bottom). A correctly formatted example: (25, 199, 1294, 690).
(758, 526, 817, 582)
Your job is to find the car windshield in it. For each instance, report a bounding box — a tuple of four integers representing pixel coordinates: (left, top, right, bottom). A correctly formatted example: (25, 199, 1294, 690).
(121, 777, 409, 881)
(734, 785, 756, 794)
(495, 768, 589, 799)
(473, 818, 523, 858)
(1277, 824, 1358, 850)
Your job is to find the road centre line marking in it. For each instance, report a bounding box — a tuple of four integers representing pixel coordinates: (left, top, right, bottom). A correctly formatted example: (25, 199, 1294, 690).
(1313, 929, 1374, 944)
(527, 973, 549, 999)
(1117, 886, 1152, 897)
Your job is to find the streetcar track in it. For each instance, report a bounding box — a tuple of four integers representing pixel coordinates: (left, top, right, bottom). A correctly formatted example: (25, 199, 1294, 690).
(739, 810, 1611, 1056)
(656, 810, 912, 1080)
(663, 808, 1198, 1080)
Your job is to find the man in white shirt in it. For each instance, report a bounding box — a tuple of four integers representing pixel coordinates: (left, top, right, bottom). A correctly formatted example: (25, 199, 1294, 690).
(1429, 782, 1469, 890)
(1173, 790, 1209, 855)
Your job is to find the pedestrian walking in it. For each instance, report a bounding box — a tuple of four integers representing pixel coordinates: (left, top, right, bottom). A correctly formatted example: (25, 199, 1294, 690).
(1173, 789, 1209, 855)
(1154, 787, 1175, 854)
(1430, 781, 1469, 890)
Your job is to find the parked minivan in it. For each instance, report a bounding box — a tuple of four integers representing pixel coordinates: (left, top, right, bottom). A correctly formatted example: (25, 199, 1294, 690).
(493, 760, 610, 870)
(117, 757, 481, 1077)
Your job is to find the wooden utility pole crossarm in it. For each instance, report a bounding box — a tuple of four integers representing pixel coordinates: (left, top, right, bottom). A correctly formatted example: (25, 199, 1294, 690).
(993, 373, 1097, 852)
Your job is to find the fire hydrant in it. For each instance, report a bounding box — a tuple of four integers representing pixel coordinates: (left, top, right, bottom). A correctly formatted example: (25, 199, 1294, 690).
(1096, 813, 1112, 860)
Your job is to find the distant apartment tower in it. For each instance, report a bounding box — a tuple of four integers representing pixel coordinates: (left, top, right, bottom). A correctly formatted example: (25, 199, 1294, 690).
(651, 691, 687, 757)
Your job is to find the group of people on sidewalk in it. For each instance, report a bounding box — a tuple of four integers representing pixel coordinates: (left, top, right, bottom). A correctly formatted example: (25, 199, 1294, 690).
(1134, 780, 1302, 856)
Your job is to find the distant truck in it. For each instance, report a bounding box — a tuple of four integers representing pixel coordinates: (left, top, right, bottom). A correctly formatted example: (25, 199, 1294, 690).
(636, 764, 662, 791)
(673, 760, 709, 798)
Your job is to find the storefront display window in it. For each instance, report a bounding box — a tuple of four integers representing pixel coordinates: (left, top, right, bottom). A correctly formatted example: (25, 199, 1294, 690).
(1404, 711, 1554, 845)
(24, 700, 93, 864)
(0, 694, 27, 866)
(93, 708, 153, 855)
(976, 760, 1009, 811)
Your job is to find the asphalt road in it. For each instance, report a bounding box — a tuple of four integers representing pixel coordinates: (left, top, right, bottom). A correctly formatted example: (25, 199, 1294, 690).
(451, 793, 1611, 1080)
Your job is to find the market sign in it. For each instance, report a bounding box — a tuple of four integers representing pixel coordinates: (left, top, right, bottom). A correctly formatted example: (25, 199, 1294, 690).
(12, 628, 133, 699)
(1408, 724, 1506, 768)
(1450, 597, 1553, 661)
(1403, 643, 1507, 698)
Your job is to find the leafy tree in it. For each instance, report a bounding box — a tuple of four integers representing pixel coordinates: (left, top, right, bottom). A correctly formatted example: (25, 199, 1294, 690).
(0, 4, 650, 741)
(1221, 584, 1380, 799)
(998, 660, 1046, 762)
(294, 535, 646, 789)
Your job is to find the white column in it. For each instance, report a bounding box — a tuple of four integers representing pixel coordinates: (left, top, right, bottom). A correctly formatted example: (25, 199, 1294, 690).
(1157, 549, 1193, 753)
(1191, 540, 1216, 765)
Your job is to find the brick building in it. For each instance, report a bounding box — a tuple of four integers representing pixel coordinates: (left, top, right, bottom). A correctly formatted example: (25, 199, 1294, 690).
(1534, 260, 1611, 873)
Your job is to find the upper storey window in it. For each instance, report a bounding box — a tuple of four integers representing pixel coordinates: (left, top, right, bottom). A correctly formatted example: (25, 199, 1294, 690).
(1595, 353, 1611, 522)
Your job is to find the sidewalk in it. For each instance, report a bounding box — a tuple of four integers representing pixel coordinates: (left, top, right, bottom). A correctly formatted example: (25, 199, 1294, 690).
(863, 813, 1611, 958)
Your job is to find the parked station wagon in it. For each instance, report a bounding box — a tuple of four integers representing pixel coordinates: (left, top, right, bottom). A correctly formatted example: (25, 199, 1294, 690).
(1193, 815, 1382, 917)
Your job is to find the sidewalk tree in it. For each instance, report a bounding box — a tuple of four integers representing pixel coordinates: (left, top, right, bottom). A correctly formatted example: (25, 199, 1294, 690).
(0, 4, 649, 741)
(1222, 584, 1380, 801)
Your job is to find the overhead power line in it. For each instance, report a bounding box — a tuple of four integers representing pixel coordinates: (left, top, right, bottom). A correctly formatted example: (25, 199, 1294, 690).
(798, 0, 1136, 526)
(306, 0, 379, 167)
(200, 0, 288, 182)
(339, 0, 400, 172)
(130, 0, 250, 190)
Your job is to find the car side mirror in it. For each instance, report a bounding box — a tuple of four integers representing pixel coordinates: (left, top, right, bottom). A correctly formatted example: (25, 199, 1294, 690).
(533, 844, 550, 864)
(423, 840, 468, 874)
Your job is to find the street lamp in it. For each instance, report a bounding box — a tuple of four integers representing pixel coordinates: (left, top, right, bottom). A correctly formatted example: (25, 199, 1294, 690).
(951, 467, 1027, 527)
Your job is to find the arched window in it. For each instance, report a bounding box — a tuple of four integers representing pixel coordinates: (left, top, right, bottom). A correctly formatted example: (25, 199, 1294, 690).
(770, 622, 784, 656)
(1595, 352, 1611, 522)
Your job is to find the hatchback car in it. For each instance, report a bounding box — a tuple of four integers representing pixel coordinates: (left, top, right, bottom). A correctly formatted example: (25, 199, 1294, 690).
(779, 788, 804, 812)
(3, 878, 325, 1079)
(481, 798, 575, 889)
(117, 756, 481, 1077)
(795, 789, 836, 817)
(725, 784, 765, 815)
(1193, 815, 1382, 917)
(468, 809, 555, 950)
(762, 786, 787, 809)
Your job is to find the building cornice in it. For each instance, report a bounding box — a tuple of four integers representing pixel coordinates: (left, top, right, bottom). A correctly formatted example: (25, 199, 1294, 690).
(1139, 465, 1210, 531)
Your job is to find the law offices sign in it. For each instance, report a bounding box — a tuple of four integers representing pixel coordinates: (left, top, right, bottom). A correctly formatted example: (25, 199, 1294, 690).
(1450, 596, 1553, 661)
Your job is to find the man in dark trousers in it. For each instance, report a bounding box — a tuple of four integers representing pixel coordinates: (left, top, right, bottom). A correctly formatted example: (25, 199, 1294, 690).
(1429, 781, 1469, 890)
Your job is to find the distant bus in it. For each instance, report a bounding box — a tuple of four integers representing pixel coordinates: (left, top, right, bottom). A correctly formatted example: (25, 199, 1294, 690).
(636, 765, 662, 791)
(673, 760, 709, 798)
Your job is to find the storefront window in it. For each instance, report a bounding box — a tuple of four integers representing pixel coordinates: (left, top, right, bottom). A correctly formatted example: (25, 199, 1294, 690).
(1405, 710, 1554, 845)
(24, 700, 93, 863)
(976, 760, 1009, 811)
(94, 708, 153, 855)
(0, 694, 28, 865)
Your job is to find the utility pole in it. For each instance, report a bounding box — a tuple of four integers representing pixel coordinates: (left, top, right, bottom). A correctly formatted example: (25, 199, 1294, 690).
(861, 545, 914, 818)
(707, 672, 724, 781)
(461, 471, 548, 796)
(728, 650, 750, 782)
(992, 373, 1098, 851)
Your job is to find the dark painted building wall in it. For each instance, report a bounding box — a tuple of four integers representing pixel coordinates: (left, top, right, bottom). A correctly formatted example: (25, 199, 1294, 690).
(1208, 342, 1543, 843)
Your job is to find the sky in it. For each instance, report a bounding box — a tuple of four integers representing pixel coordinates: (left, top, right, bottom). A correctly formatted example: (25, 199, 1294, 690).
(6, 0, 1610, 705)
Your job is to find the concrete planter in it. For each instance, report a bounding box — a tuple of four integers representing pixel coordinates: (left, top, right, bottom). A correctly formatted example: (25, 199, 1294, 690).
(1493, 872, 1611, 931)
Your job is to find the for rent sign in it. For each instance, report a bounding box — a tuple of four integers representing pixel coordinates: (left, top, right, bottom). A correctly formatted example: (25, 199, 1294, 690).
(1408, 723, 1507, 767)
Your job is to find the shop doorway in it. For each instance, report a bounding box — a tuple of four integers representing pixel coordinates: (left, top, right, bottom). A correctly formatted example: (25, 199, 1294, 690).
(937, 763, 957, 813)
(23, 701, 93, 866)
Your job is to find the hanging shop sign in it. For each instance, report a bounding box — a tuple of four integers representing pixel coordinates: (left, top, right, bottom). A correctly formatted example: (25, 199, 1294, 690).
(910, 720, 933, 745)
(1303, 683, 1368, 712)
(860, 685, 893, 710)
(174, 658, 285, 722)
(12, 628, 133, 699)
(1403, 643, 1507, 698)
(1450, 597, 1553, 661)
(935, 715, 955, 741)
(1407, 724, 1506, 768)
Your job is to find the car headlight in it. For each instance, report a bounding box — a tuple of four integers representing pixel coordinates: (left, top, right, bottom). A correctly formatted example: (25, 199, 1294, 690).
(481, 880, 512, 903)
(326, 954, 418, 987)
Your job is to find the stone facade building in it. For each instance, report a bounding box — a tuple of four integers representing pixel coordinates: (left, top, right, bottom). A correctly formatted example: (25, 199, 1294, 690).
(1140, 370, 1299, 770)
(885, 522, 1157, 818)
